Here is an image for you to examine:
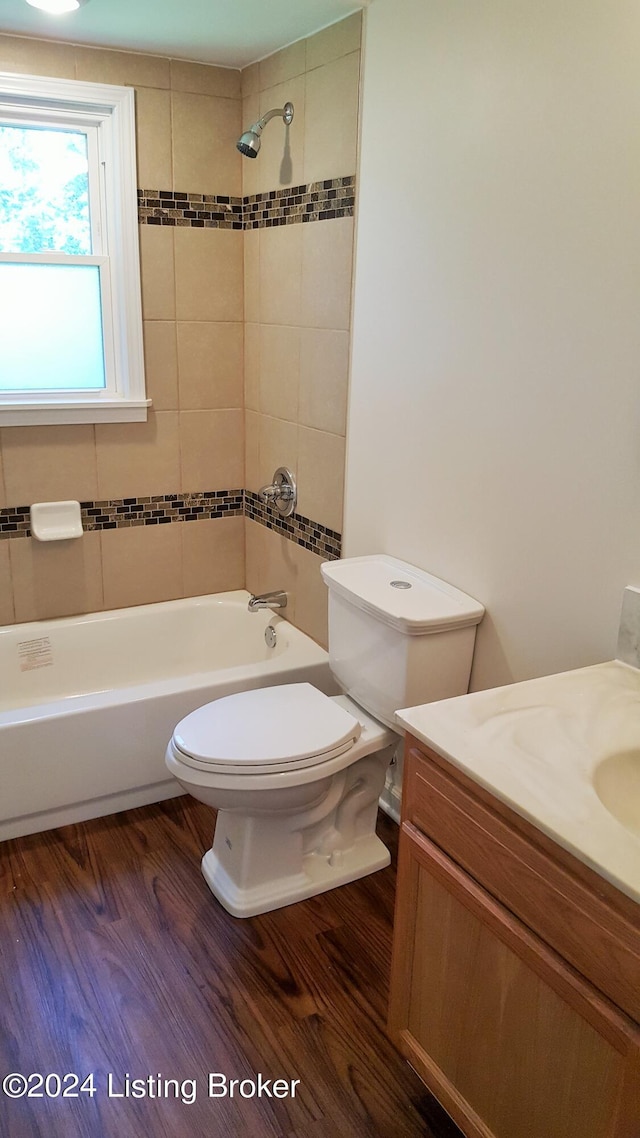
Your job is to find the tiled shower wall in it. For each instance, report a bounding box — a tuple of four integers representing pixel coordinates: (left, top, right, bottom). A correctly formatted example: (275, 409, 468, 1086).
(0, 14, 361, 645)
(242, 15, 361, 646)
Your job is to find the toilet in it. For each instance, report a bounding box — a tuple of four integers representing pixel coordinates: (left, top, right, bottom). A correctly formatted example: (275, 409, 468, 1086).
(165, 555, 484, 917)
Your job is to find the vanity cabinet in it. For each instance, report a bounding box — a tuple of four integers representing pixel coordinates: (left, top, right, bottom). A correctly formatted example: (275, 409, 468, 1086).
(389, 737, 640, 1138)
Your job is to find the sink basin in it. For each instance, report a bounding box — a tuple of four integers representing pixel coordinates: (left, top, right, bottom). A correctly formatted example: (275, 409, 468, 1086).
(593, 751, 640, 838)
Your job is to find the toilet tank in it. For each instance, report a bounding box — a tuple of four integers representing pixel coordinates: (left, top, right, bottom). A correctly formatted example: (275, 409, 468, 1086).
(320, 556, 485, 731)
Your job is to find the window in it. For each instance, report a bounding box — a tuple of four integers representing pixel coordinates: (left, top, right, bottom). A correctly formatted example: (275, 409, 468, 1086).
(0, 73, 148, 424)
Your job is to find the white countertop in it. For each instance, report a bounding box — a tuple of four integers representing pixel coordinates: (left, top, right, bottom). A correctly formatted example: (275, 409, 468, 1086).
(397, 660, 640, 905)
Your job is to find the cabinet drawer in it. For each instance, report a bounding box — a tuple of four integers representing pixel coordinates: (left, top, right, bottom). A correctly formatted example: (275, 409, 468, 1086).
(405, 742, 640, 1022)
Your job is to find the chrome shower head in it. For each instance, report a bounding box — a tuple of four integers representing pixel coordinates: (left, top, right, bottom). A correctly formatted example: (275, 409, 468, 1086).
(236, 102, 294, 158)
(237, 128, 262, 158)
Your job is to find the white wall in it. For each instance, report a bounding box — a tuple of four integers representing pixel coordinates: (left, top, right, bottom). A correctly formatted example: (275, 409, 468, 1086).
(345, 0, 640, 690)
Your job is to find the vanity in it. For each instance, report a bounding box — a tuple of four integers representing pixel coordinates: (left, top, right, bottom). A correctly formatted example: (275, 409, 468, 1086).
(390, 661, 640, 1138)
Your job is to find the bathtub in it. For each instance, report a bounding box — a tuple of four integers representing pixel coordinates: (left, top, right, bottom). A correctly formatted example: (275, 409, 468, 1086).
(0, 591, 335, 841)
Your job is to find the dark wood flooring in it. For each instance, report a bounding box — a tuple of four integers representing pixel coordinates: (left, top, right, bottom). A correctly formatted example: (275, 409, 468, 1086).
(0, 798, 463, 1138)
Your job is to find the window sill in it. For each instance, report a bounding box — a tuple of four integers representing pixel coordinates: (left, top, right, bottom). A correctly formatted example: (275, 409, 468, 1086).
(0, 399, 151, 426)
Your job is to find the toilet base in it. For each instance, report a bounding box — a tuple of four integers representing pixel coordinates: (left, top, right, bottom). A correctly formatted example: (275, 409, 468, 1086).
(202, 832, 390, 918)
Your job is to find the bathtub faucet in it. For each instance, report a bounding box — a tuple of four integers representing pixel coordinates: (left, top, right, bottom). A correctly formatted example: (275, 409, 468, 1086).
(248, 590, 288, 612)
(258, 467, 297, 518)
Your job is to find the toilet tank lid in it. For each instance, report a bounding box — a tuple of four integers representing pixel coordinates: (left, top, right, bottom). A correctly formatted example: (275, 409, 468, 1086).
(321, 555, 485, 635)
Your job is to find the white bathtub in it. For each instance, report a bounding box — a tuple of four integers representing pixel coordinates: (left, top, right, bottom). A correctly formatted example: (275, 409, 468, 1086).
(0, 591, 335, 841)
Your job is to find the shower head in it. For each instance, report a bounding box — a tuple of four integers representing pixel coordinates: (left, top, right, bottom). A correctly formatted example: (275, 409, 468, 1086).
(237, 128, 261, 158)
(236, 102, 294, 158)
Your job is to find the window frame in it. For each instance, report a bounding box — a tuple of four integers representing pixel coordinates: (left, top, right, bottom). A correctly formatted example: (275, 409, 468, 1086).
(0, 72, 148, 425)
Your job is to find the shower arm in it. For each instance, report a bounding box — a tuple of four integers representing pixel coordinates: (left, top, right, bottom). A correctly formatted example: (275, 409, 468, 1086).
(256, 103, 294, 132)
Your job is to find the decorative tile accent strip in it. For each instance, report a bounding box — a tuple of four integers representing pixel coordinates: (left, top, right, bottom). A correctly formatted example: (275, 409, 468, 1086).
(137, 176, 355, 230)
(81, 491, 245, 531)
(244, 491, 341, 560)
(138, 190, 244, 229)
(243, 175, 356, 230)
(0, 505, 30, 539)
(0, 492, 244, 539)
(0, 491, 342, 560)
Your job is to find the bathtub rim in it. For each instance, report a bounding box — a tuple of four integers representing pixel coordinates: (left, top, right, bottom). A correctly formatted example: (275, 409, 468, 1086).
(0, 588, 291, 641)
(0, 589, 328, 725)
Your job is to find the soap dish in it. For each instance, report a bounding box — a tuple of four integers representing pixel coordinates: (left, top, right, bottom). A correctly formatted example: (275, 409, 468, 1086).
(30, 501, 83, 542)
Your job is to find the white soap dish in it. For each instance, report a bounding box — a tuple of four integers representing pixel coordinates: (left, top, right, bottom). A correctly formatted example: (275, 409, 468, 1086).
(30, 501, 83, 542)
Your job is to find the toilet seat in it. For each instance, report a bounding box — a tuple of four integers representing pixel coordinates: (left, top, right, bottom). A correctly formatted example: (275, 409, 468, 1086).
(171, 683, 362, 775)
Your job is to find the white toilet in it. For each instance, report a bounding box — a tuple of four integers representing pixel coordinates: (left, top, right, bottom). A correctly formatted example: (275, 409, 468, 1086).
(165, 555, 484, 917)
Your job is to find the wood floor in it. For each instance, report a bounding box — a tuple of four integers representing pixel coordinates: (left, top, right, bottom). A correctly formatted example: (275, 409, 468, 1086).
(0, 798, 463, 1138)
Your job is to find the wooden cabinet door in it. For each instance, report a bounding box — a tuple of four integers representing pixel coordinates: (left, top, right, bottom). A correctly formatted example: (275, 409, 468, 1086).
(389, 822, 640, 1138)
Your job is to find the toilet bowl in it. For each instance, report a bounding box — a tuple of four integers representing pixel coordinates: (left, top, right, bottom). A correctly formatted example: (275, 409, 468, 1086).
(166, 555, 484, 917)
(167, 685, 396, 917)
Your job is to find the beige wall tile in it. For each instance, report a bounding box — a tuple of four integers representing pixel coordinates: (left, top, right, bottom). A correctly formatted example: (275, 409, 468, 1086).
(297, 427, 345, 532)
(74, 47, 170, 88)
(245, 410, 260, 491)
(95, 411, 180, 499)
(241, 62, 260, 98)
(136, 87, 172, 189)
(260, 40, 306, 91)
(240, 93, 260, 199)
(304, 52, 360, 184)
(182, 515, 244, 597)
(299, 328, 349, 435)
(171, 91, 241, 196)
(259, 325, 300, 421)
(259, 224, 303, 325)
(305, 13, 363, 72)
(292, 543, 329, 648)
(244, 229, 260, 323)
(175, 228, 243, 322)
(0, 425, 98, 506)
(101, 524, 182, 611)
(244, 323, 260, 411)
(242, 157, 258, 204)
(0, 449, 6, 509)
(0, 543, 14, 626)
(170, 60, 240, 99)
(245, 519, 298, 619)
(10, 533, 103, 623)
(241, 91, 260, 123)
(139, 225, 176, 320)
(301, 217, 354, 330)
(256, 75, 305, 194)
(177, 322, 243, 409)
(259, 415, 298, 487)
(143, 321, 179, 410)
(0, 35, 75, 78)
(179, 410, 244, 491)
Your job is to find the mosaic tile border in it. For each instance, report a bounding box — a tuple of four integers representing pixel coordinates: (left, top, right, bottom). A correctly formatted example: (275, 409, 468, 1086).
(0, 492, 244, 540)
(243, 176, 355, 229)
(0, 491, 341, 560)
(138, 191, 244, 229)
(244, 491, 341, 561)
(138, 176, 355, 230)
(82, 491, 244, 532)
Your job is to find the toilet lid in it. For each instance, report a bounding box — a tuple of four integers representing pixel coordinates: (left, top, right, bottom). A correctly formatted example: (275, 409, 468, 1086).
(172, 683, 362, 770)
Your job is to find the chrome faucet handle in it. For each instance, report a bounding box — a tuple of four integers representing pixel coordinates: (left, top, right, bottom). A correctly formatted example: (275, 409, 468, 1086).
(258, 467, 297, 517)
(258, 484, 281, 502)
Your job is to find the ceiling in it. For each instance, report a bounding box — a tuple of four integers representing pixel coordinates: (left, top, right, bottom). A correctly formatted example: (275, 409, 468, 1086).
(0, 0, 365, 68)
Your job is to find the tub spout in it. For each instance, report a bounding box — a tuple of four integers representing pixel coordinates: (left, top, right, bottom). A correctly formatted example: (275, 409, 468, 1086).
(248, 590, 287, 612)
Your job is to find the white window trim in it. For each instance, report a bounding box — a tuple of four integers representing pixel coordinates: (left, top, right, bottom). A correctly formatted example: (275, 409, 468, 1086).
(0, 72, 149, 425)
